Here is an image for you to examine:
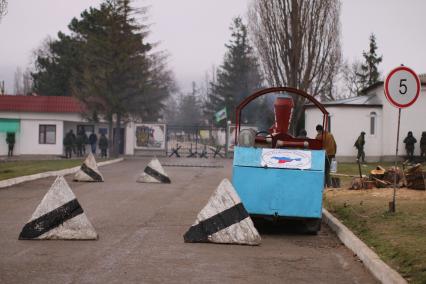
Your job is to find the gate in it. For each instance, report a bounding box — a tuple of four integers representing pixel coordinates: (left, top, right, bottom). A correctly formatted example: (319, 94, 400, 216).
(166, 125, 227, 158)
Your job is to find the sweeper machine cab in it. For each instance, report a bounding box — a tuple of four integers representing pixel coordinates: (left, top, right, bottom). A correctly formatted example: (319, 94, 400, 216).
(232, 87, 329, 234)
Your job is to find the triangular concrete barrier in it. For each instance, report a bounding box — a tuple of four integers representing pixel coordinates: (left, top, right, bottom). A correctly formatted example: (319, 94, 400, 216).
(183, 179, 261, 245)
(137, 158, 171, 183)
(74, 153, 104, 182)
(19, 176, 98, 240)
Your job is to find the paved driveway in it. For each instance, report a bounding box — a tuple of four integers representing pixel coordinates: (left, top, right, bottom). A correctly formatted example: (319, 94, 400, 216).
(0, 158, 377, 283)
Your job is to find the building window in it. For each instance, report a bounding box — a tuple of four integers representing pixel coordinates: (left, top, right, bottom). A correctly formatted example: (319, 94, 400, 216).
(370, 112, 377, 135)
(39, 125, 56, 144)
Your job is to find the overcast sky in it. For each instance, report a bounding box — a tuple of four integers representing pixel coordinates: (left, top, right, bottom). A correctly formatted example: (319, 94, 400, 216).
(0, 0, 425, 94)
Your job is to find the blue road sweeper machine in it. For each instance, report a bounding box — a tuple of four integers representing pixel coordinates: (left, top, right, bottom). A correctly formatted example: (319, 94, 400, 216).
(232, 87, 329, 234)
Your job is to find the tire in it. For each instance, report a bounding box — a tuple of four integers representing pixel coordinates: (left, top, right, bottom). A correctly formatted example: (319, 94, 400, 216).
(304, 218, 322, 235)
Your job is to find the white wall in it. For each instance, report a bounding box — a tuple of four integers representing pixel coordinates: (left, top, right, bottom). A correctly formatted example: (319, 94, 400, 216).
(19, 119, 64, 155)
(0, 133, 7, 156)
(125, 121, 134, 155)
(372, 86, 426, 158)
(305, 106, 383, 161)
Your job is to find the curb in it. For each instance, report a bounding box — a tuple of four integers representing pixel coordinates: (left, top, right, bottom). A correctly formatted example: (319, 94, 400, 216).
(0, 158, 124, 189)
(322, 208, 407, 284)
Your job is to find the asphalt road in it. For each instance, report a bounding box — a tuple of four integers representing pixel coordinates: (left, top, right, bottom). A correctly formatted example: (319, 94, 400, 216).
(0, 158, 377, 283)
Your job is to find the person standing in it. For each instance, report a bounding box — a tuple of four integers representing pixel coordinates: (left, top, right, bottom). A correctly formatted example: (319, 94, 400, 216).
(354, 132, 366, 163)
(99, 133, 108, 158)
(76, 130, 85, 157)
(420, 132, 426, 159)
(89, 131, 98, 155)
(63, 130, 74, 159)
(82, 131, 88, 155)
(315, 124, 337, 187)
(70, 129, 76, 155)
(403, 131, 417, 161)
(6, 132, 15, 157)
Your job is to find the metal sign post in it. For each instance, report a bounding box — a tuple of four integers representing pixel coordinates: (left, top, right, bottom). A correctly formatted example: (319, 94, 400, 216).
(390, 108, 401, 212)
(384, 65, 420, 213)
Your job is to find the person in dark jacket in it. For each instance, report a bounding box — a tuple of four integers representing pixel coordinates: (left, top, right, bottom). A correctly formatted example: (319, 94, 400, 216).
(99, 133, 108, 158)
(6, 132, 15, 157)
(82, 131, 88, 155)
(76, 130, 85, 157)
(63, 130, 75, 159)
(420, 132, 426, 159)
(89, 131, 98, 155)
(403, 131, 417, 161)
(70, 129, 76, 155)
(354, 132, 366, 163)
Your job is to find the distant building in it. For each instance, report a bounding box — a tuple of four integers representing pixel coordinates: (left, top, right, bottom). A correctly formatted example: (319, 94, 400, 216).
(0, 95, 136, 156)
(305, 74, 426, 162)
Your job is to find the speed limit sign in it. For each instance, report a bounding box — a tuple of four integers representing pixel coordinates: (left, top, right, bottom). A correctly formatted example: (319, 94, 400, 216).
(384, 66, 421, 108)
(384, 65, 420, 213)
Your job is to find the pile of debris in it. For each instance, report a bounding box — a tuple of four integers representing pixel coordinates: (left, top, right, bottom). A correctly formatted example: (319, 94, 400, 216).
(350, 163, 425, 190)
(404, 164, 426, 190)
(350, 177, 374, 190)
(369, 166, 404, 188)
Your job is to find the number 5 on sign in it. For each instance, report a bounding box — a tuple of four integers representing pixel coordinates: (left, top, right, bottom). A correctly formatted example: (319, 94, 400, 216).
(385, 66, 420, 108)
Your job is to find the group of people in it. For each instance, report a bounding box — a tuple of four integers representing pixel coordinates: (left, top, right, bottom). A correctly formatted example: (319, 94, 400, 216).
(354, 131, 426, 162)
(63, 129, 108, 159)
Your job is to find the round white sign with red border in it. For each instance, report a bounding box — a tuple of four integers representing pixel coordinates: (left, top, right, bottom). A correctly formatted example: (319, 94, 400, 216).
(384, 66, 420, 109)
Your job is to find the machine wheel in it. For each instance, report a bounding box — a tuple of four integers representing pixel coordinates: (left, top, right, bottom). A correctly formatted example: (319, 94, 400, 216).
(304, 219, 322, 235)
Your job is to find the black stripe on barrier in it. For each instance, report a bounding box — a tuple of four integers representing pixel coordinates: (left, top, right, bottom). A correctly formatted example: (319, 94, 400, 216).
(144, 166, 171, 183)
(183, 203, 249, 243)
(81, 163, 103, 182)
(19, 199, 84, 239)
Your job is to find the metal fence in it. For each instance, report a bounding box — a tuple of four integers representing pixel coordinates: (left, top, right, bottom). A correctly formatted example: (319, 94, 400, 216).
(166, 125, 227, 158)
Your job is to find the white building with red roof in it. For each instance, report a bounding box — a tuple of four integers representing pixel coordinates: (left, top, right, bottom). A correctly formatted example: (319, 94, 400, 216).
(0, 95, 133, 156)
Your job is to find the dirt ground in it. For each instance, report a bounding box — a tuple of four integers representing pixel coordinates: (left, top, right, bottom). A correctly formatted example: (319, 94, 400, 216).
(326, 186, 426, 201)
(0, 159, 377, 284)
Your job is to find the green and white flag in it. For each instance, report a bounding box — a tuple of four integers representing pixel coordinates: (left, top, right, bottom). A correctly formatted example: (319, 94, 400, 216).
(214, 107, 227, 123)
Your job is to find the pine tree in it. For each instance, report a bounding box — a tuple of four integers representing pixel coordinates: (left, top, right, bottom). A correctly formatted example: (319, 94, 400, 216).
(358, 33, 383, 91)
(70, 0, 156, 155)
(32, 33, 82, 96)
(204, 17, 263, 126)
(175, 82, 204, 126)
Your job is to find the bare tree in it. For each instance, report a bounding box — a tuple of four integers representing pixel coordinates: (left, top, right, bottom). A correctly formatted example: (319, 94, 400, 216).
(0, 0, 7, 22)
(248, 0, 342, 132)
(13, 67, 23, 95)
(23, 68, 33, 95)
(342, 60, 364, 97)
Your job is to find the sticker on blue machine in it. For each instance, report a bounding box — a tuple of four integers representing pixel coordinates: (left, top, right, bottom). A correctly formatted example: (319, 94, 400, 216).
(260, 149, 312, 169)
